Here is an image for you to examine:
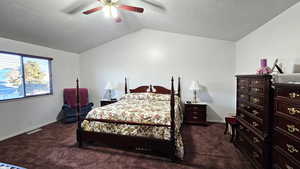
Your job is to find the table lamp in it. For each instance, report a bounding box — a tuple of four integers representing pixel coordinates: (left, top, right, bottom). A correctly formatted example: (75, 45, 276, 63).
(189, 81, 200, 103)
(104, 82, 114, 100)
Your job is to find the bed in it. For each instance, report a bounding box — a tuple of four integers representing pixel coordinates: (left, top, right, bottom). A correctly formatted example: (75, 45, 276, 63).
(75, 77, 183, 161)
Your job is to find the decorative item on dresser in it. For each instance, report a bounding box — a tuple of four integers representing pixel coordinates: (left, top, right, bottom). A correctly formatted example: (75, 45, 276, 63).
(184, 102, 207, 125)
(273, 83, 300, 169)
(100, 99, 118, 106)
(235, 75, 273, 169)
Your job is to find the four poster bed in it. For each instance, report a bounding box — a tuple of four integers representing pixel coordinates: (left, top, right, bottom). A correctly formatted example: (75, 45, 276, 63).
(76, 77, 183, 161)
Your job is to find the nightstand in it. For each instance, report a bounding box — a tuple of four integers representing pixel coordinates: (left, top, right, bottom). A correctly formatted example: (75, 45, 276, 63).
(100, 99, 118, 106)
(184, 102, 207, 125)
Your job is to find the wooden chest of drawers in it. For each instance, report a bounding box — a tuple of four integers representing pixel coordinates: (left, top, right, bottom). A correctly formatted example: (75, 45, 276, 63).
(235, 75, 273, 169)
(184, 103, 207, 125)
(273, 84, 300, 169)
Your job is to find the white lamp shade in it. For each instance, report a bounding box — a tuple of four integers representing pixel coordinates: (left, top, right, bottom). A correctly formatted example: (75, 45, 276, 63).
(104, 82, 114, 90)
(189, 81, 200, 90)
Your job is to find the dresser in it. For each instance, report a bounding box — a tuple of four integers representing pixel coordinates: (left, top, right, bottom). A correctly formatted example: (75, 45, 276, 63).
(235, 75, 273, 169)
(273, 83, 300, 169)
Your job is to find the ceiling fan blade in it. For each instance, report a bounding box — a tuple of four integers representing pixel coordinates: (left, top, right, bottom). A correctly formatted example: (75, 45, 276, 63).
(140, 0, 166, 11)
(83, 7, 103, 15)
(63, 0, 96, 15)
(118, 5, 144, 13)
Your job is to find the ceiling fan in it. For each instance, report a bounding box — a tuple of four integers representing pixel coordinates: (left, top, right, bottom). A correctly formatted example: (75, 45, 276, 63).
(83, 0, 144, 23)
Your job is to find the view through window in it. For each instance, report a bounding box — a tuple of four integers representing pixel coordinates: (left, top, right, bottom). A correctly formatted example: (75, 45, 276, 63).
(0, 52, 52, 101)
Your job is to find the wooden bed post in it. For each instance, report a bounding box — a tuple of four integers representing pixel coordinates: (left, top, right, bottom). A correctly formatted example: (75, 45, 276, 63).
(178, 77, 181, 98)
(76, 78, 82, 147)
(125, 77, 128, 94)
(170, 77, 176, 161)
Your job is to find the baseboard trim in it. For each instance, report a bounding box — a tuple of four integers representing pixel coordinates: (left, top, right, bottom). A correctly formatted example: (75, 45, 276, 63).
(0, 120, 57, 141)
(207, 120, 225, 124)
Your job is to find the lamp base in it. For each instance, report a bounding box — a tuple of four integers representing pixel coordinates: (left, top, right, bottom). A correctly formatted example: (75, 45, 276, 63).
(192, 90, 197, 103)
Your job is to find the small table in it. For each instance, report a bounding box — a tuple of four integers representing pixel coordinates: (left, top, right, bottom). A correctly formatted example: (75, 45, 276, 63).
(100, 99, 118, 106)
(224, 116, 238, 142)
(184, 102, 207, 125)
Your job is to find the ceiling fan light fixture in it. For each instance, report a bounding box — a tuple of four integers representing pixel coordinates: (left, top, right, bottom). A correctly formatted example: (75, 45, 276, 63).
(103, 5, 119, 18)
(111, 6, 119, 18)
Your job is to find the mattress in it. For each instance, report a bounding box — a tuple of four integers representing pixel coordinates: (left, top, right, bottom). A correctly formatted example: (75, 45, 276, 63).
(81, 93, 184, 159)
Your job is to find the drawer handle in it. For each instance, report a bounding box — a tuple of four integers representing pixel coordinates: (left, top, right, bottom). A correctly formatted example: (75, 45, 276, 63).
(287, 144, 299, 153)
(252, 122, 259, 127)
(240, 94, 246, 98)
(287, 108, 300, 115)
(252, 98, 260, 104)
(287, 124, 299, 133)
(240, 114, 245, 118)
(253, 137, 260, 143)
(254, 80, 260, 84)
(240, 86, 246, 89)
(286, 164, 294, 169)
(253, 152, 259, 158)
(252, 110, 259, 115)
(192, 116, 199, 119)
(289, 92, 300, 99)
(253, 88, 260, 92)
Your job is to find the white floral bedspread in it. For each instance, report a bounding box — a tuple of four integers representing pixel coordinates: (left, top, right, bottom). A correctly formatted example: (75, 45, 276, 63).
(81, 93, 184, 159)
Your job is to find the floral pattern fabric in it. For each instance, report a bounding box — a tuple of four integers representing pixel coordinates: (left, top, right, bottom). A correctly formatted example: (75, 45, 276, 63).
(81, 93, 184, 159)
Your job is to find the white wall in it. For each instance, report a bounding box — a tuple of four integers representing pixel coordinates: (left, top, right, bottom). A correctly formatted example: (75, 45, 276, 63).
(0, 37, 79, 141)
(236, 2, 300, 74)
(80, 29, 236, 123)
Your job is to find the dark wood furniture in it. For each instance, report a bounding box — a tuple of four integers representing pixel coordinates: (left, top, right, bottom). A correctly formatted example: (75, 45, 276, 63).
(76, 77, 182, 161)
(100, 99, 118, 106)
(184, 103, 207, 125)
(224, 116, 238, 142)
(235, 75, 273, 169)
(273, 83, 300, 169)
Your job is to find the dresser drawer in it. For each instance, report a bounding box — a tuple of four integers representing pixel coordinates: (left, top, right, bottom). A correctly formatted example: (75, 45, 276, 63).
(238, 101, 251, 110)
(238, 79, 249, 86)
(237, 133, 263, 168)
(238, 85, 249, 92)
(250, 79, 265, 87)
(274, 131, 300, 162)
(250, 96, 264, 106)
(185, 106, 205, 113)
(239, 124, 263, 150)
(274, 114, 300, 139)
(239, 111, 263, 132)
(250, 86, 265, 94)
(248, 106, 264, 119)
(273, 147, 300, 169)
(238, 93, 249, 102)
(277, 86, 300, 101)
(276, 101, 300, 119)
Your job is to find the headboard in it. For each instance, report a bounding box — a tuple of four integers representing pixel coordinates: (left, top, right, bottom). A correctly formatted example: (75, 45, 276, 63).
(129, 86, 150, 93)
(125, 77, 181, 97)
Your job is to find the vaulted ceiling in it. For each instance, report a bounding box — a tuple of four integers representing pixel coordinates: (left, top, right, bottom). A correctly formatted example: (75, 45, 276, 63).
(0, 0, 299, 53)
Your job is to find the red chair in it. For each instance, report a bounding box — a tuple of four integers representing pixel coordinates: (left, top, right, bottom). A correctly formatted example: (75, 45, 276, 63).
(224, 116, 238, 142)
(62, 88, 93, 123)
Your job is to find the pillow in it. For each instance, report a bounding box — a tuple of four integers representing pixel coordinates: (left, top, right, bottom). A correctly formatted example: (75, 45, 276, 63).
(149, 93, 171, 101)
(120, 93, 150, 100)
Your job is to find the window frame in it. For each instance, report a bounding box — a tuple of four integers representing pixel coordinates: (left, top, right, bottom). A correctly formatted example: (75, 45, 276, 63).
(0, 51, 53, 102)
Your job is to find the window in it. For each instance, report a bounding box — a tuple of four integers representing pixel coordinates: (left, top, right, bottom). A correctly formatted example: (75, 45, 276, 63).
(0, 51, 52, 101)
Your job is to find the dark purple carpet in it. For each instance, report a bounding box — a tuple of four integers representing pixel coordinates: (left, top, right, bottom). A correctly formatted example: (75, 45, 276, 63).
(0, 122, 252, 169)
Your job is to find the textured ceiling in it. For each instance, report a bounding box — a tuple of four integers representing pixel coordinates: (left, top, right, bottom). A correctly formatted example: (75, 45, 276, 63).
(0, 0, 299, 53)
